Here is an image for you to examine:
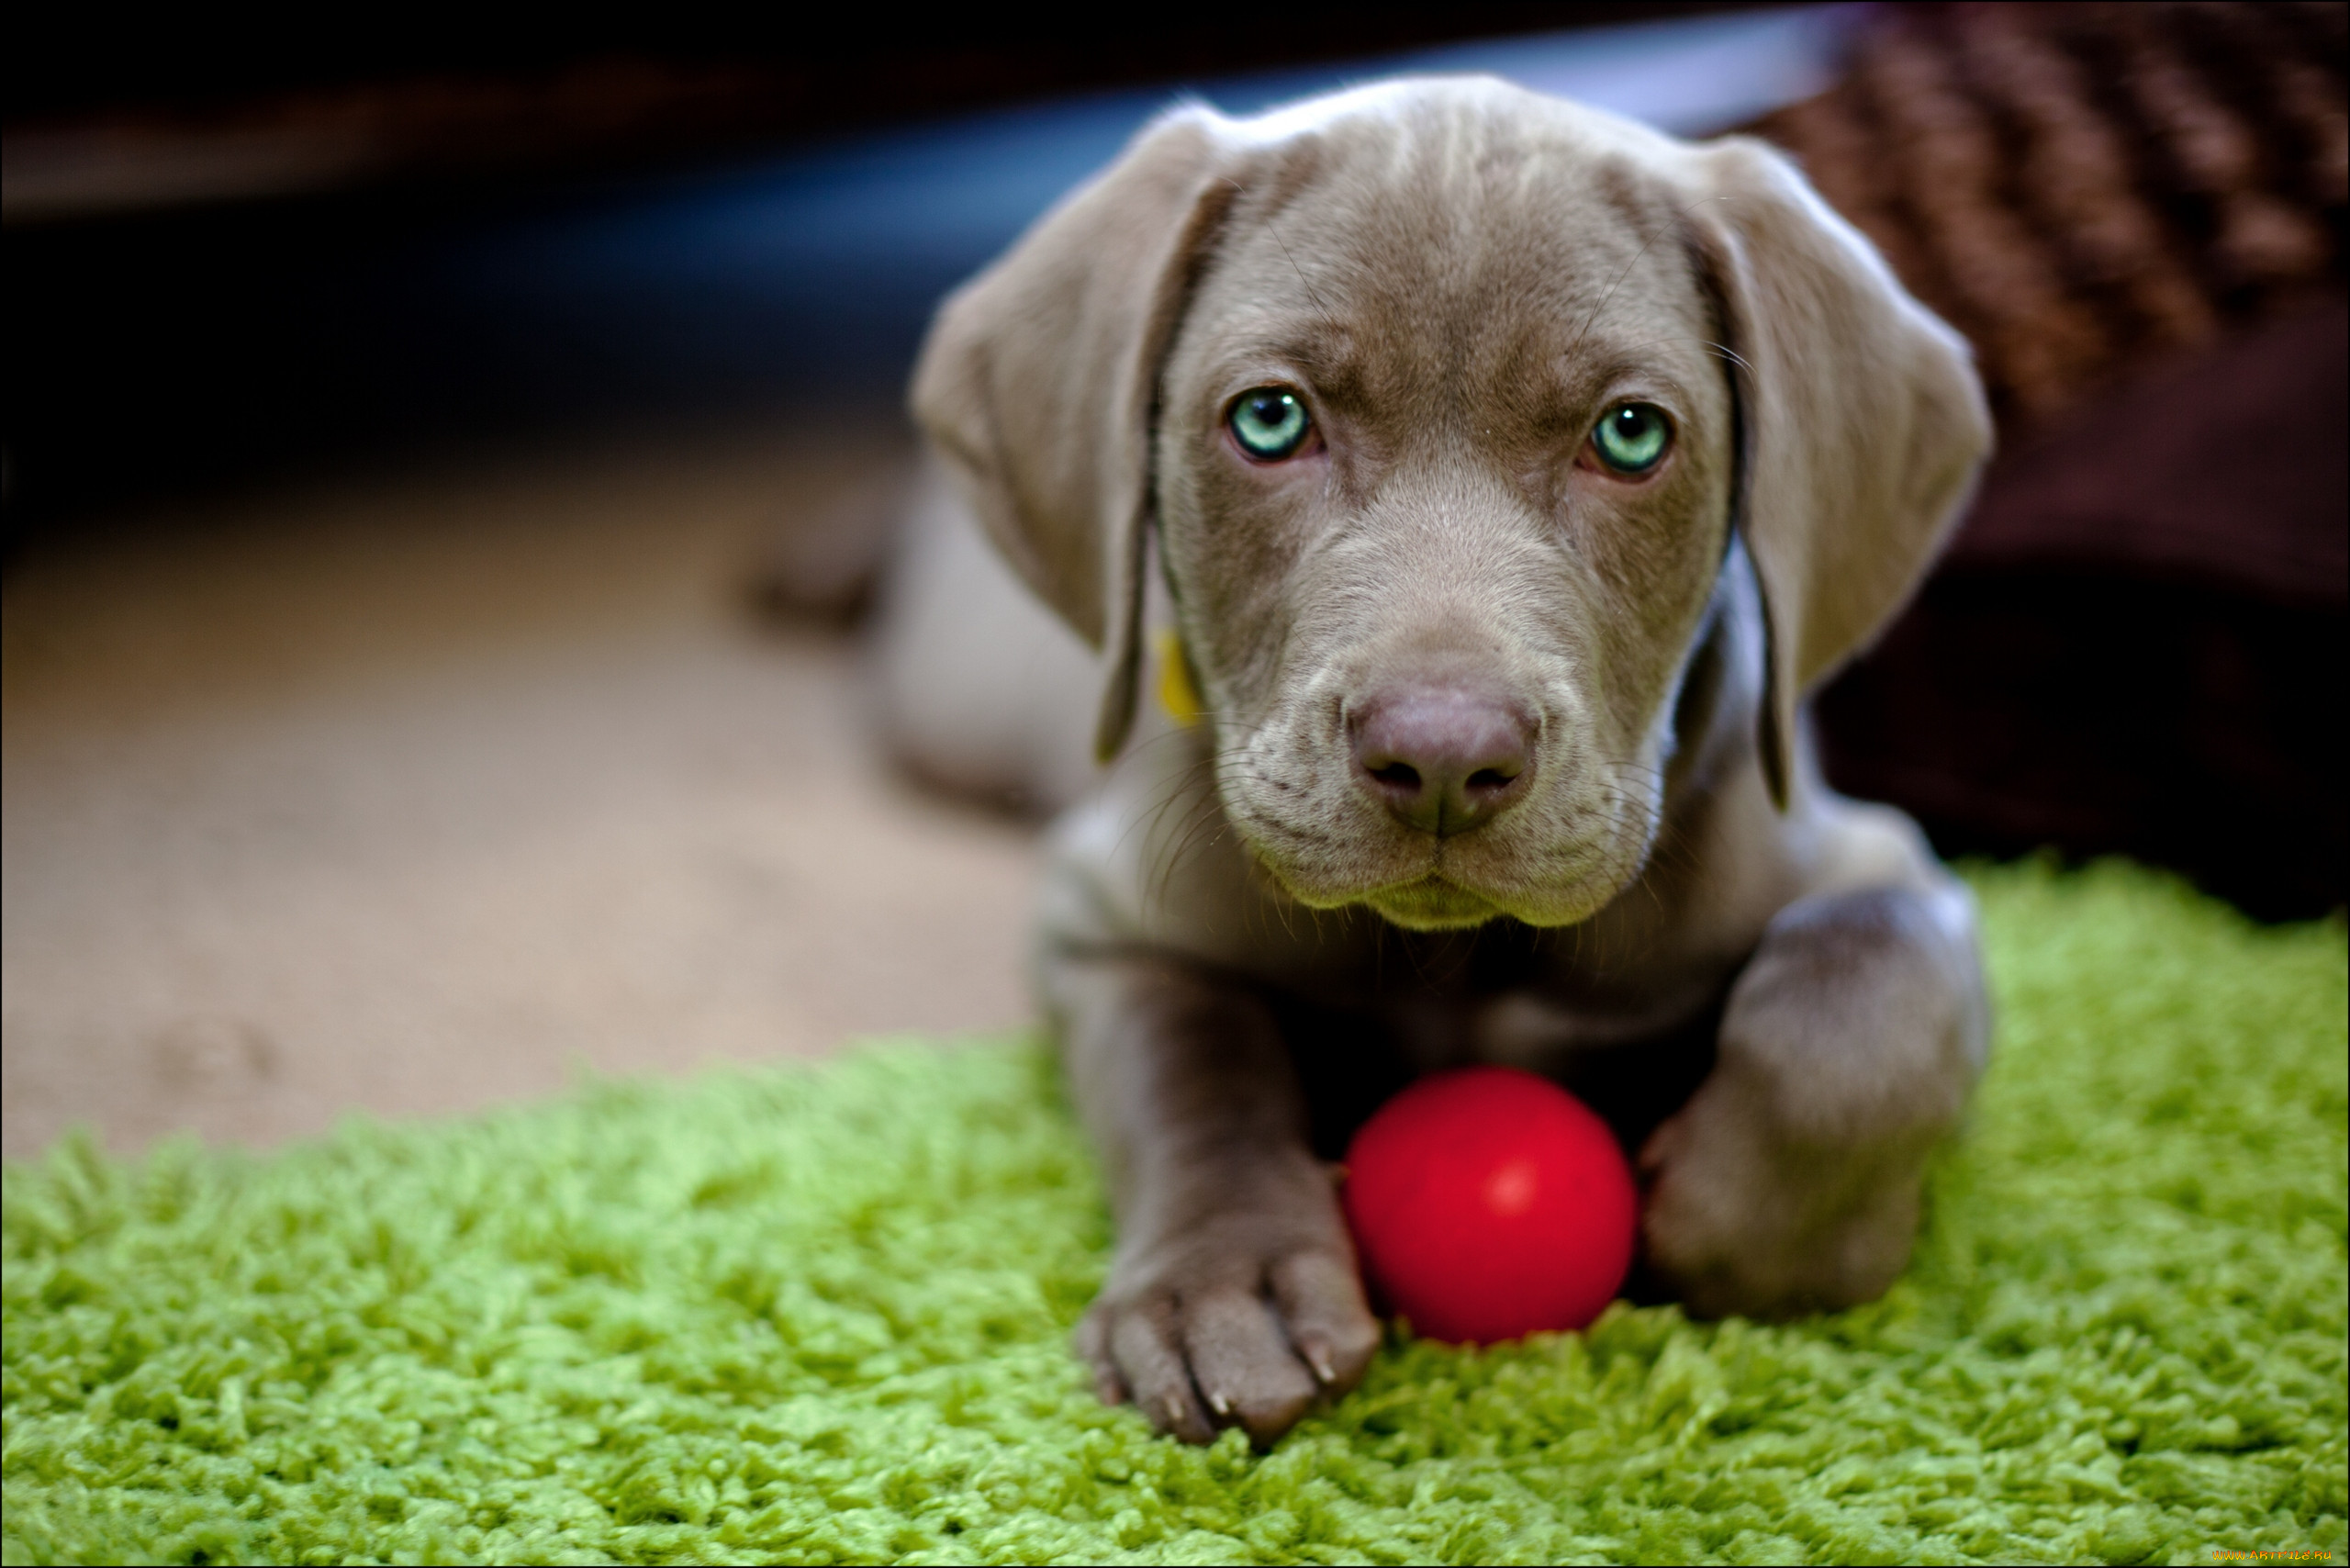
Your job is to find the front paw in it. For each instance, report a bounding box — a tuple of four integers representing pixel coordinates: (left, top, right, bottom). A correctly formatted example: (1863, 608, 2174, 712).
(1639, 1071, 1934, 1317)
(1075, 1212, 1379, 1447)
(1639, 885, 1985, 1318)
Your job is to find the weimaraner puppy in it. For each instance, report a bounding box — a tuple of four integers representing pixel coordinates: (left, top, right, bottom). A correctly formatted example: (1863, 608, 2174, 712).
(888, 77, 1992, 1447)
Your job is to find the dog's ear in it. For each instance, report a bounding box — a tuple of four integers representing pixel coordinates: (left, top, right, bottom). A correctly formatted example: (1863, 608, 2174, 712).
(911, 106, 1237, 763)
(1690, 137, 1991, 807)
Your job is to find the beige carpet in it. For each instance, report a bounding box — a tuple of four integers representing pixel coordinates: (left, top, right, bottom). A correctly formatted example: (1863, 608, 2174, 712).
(1, 423, 1040, 1159)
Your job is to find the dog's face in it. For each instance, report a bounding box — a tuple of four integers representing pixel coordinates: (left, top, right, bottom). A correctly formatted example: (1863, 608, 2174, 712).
(1155, 118, 1736, 929)
(914, 80, 1989, 931)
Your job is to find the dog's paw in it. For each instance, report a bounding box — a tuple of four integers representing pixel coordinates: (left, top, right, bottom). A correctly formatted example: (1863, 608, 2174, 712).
(1638, 886, 1982, 1318)
(1638, 1074, 1930, 1318)
(1075, 1215, 1378, 1447)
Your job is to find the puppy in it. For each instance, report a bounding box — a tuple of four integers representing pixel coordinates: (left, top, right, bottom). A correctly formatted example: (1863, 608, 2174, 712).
(895, 78, 1992, 1447)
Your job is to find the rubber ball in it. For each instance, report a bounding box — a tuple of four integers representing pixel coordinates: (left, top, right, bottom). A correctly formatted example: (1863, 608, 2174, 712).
(1340, 1066, 1638, 1344)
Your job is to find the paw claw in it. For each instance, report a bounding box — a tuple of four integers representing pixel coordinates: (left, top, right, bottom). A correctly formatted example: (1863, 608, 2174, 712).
(1089, 1222, 1377, 1446)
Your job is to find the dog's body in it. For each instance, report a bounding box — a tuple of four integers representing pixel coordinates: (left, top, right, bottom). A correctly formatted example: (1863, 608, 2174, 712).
(886, 79, 1993, 1446)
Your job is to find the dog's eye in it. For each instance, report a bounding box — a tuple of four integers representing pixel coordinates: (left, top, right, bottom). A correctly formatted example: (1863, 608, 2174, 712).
(1228, 388, 1313, 461)
(1590, 402, 1671, 475)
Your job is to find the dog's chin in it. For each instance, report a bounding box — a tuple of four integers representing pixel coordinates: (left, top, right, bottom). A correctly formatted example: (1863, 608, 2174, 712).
(1236, 798, 1660, 932)
(1307, 872, 1623, 932)
(1254, 857, 1509, 931)
(1245, 841, 1650, 932)
(1363, 877, 1504, 931)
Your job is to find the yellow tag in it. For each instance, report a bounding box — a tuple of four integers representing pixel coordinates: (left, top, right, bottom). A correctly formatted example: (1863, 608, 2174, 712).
(1156, 628, 1203, 728)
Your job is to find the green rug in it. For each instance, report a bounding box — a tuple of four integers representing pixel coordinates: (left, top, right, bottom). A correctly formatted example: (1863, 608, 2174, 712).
(4, 862, 2344, 1566)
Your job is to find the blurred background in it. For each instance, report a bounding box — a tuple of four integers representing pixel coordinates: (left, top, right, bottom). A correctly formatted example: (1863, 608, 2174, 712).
(6, 4, 2343, 1157)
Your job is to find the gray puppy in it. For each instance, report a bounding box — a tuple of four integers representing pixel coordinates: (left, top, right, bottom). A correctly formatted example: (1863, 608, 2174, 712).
(894, 77, 1992, 1447)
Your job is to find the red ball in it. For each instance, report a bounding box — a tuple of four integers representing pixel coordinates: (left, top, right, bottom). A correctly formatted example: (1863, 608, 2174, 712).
(1341, 1067, 1638, 1344)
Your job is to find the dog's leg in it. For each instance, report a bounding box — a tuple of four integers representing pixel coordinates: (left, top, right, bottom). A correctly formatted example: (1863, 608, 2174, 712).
(1054, 955, 1380, 1446)
(1638, 872, 1987, 1317)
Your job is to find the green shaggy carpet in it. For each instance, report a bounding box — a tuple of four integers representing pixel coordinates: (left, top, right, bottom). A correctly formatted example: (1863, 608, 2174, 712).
(4, 861, 2344, 1566)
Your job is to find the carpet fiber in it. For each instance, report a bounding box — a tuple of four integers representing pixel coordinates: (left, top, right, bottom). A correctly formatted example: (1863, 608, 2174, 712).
(5, 861, 2344, 1565)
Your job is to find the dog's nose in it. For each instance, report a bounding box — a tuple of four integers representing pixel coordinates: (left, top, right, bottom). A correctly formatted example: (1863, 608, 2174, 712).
(1349, 685, 1535, 835)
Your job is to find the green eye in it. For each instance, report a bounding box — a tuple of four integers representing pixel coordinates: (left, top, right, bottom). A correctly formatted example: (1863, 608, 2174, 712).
(1228, 387, 1312, 460)
(1591, 402, 1671, 474)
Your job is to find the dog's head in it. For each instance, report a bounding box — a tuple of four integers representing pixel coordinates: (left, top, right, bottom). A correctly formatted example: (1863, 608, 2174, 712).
(914, 79, 1987, 930)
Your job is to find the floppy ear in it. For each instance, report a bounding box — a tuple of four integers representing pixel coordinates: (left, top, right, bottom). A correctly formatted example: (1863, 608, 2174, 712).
(910, 105, 1237, 763)
(1691, 137, 1992, 807)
